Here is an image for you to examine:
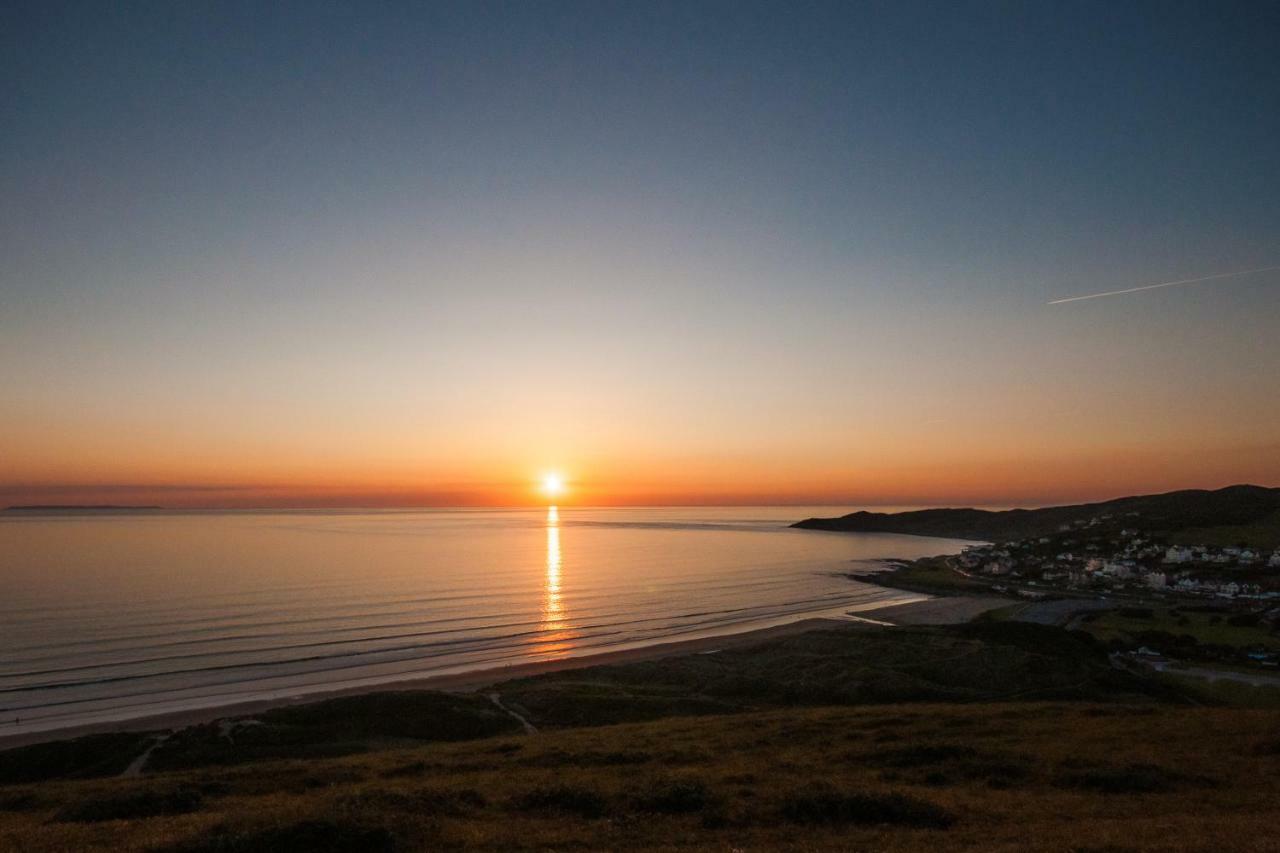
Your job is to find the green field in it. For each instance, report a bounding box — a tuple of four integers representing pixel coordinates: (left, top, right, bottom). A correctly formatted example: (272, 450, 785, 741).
(869, 556, 993, 596)
(1080, 606, 1280, 651)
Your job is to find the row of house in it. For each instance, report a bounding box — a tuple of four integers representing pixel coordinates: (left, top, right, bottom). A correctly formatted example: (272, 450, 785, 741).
(1164, 545, 1280, 568)
(957, 535, 1280, 600)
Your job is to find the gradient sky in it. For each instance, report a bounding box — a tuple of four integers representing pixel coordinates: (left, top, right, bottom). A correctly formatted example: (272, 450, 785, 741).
(2, 0, 1278, 508)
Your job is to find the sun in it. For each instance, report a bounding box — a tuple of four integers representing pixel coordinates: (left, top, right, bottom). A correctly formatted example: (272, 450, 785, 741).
(540, 472, 566, 499)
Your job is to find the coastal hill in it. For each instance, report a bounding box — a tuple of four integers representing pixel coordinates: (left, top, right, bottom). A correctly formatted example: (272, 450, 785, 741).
(792, 484, 1280, 545)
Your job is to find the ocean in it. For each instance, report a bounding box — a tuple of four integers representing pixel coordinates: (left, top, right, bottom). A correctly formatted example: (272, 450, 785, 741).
(0, 507, 971, 735)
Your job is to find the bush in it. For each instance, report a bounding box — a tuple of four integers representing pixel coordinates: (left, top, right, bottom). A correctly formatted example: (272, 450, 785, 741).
(521, 748, 652, 768)
(164, 819, 396, 853)
(631, 777, 713, 814)
(778, 784, 956, 828)
(865, 743, 1032, 788)
(866, 743, 979, 767)
(379, 760, 430, 779)
(53, 786, 203, 823)
(0, 733, 153, 784)
(511, 783, 608, 818)
(0, 790, 41, 812)
(1053, 763, 1203, 794)
(332, 786, 484, 817)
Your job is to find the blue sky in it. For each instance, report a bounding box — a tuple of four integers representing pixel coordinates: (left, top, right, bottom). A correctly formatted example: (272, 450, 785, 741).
(1, 1, 1277, 506)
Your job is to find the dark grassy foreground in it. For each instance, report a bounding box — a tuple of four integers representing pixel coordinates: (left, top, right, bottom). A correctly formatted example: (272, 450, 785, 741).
(3, 623, 1278, 850)
(4, 703, 1280, 851)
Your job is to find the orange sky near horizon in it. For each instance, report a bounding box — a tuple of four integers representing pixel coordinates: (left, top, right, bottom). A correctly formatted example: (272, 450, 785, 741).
(2, 430, 1276, 509)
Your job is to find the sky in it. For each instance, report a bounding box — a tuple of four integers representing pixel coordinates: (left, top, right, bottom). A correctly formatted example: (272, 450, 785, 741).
(1, 0, 1278, 508)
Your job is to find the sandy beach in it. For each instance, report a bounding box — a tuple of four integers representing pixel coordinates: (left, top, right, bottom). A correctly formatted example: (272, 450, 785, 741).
(0, 592, 1002, 750)
(0, 617, 843, 749)
(865, 595, 1009, 625)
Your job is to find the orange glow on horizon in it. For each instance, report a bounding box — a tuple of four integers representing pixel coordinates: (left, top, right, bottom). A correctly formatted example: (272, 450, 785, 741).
(1, 439, 1276, 510)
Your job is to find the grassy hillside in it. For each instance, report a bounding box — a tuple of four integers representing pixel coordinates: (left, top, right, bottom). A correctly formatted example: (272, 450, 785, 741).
(1169, 508, 1280, 549)
(3, 703, 1279, 851)
(793, 484, 1280, 544)
(494, 622, 1169, 728)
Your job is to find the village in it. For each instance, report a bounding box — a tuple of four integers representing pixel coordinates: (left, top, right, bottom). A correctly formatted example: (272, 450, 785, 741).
(956, 514, 1280, 600)
(947, 515, 1280, 673)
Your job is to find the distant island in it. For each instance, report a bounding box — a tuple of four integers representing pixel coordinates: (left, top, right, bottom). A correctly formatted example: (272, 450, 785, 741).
(3, 505, 163, 512)
(792, 484, 1280, 546)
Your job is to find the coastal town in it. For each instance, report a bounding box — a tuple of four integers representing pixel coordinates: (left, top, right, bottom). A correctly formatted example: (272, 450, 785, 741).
(941, 513, 1280, 672)
(955, 514, 1280, 601)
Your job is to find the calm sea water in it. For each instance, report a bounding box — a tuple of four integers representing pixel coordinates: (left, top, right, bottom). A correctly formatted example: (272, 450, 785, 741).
(0, 507, 970, 735)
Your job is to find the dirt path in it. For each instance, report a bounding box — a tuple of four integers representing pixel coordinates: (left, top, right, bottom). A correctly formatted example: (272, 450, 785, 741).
(487, 692, 537, 735)
(119, 732, 171, 778)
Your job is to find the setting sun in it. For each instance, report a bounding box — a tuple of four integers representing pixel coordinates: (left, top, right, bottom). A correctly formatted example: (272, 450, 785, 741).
(540, 472, 566, 499)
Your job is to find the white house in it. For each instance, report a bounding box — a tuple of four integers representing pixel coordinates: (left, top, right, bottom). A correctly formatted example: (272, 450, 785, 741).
(1164, 546, 1193, 564)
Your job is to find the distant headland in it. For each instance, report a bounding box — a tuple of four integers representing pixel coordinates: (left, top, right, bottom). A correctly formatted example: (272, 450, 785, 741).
(793, 484, 1280, 546)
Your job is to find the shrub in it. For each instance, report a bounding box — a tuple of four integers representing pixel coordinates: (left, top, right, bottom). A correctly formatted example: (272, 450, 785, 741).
(0, 733, 153, 784)
(631, 777, 713, 814)
(380, 760, 430, 779)
(164, 819, 396, 853)
(53, 786, 203, 823)
(866, 743, 979, 767)
(0, 790, 41, 812)
(511, 783, 608, 818)
(1053, 763, 1202, 794)
(779, 784, 956, 828)
(865, 743, 1032, 788)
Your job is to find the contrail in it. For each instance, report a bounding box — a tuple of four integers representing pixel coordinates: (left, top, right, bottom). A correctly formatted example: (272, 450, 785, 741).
(1049, 264, 1280, 304)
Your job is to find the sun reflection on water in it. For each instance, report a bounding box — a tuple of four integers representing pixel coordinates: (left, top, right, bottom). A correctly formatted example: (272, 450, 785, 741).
(537, 505, 575, 655)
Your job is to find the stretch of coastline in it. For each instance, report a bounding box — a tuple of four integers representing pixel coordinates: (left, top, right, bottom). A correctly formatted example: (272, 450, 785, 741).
(1, 507, 976, 744)
(0, 594, 998, 749)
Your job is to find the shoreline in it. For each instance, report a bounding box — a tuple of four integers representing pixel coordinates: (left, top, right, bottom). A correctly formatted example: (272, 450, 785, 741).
(0, 592, 1001, 750)
(0, 617, 846, 749)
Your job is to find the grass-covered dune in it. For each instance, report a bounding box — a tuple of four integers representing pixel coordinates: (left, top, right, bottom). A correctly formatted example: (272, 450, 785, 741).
(493, 621, 1171, 728)
(3, 703, 1280, 851)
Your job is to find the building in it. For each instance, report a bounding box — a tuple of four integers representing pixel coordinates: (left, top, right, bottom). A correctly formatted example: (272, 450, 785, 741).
(1164, 546, 1194, 564)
